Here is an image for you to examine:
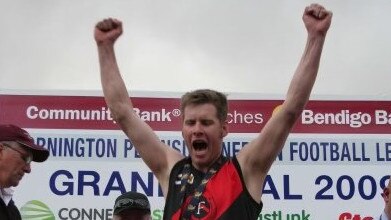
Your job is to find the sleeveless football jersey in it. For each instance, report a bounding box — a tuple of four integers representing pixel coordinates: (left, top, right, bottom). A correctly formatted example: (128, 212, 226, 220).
(163, 156, 262, 220)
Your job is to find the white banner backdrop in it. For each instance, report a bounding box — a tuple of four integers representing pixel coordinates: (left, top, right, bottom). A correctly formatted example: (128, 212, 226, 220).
(0, 91, 389, 220)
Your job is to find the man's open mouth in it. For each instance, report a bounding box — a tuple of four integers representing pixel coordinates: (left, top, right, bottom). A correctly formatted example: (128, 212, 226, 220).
(192, 140, 207, 151)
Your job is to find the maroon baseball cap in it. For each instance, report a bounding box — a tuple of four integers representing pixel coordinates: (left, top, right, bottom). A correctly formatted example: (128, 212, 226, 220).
(0, 124, 49, 162)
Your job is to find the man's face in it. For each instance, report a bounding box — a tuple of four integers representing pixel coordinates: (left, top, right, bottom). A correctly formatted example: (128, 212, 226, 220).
(182, 103, 227, 172)
(383, 177, 391, 212)
(113, 209, 151, 220)
(0, 142, 32, 187)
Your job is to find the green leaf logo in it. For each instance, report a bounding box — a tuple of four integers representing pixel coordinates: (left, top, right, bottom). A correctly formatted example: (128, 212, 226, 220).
(20, 200, 55, 220)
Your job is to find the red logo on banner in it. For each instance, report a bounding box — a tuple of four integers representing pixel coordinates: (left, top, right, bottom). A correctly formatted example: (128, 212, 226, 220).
(339, 212, 373, 220)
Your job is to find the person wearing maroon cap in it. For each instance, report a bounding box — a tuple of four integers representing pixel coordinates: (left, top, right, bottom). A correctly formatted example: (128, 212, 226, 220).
(0, 124, 49, 220)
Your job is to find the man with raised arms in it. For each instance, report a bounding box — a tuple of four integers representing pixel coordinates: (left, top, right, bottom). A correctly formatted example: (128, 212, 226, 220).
(94, 4, 332, 219)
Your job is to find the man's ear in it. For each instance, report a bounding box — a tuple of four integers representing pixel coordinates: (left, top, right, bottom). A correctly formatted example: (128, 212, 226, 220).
(221, 122, 228, 138)
(383, 187, 390, 202)
(0, 144, 5, 160)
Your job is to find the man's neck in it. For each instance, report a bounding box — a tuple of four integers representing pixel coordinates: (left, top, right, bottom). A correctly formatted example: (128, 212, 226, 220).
(191, 154, 223, 173)
(384, 209, 390, 220)
(0, 187, 14, 205)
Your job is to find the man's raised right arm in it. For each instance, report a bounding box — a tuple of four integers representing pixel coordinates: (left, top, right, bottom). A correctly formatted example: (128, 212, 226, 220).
(94, 18, 183, 195)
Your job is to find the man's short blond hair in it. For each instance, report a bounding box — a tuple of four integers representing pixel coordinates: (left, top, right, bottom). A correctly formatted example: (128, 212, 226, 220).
(180, 89, 228, 122)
